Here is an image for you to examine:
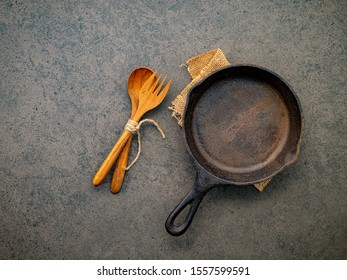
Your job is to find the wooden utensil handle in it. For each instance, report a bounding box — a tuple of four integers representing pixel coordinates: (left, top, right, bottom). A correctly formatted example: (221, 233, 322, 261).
(110, 136, 133, 193)
(93, 130, 132, 186)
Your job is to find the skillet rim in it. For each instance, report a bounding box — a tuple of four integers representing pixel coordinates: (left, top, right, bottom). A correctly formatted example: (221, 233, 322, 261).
(182, 64, 304, 185)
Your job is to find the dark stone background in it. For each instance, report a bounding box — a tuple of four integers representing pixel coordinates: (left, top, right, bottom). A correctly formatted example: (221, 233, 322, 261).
(1, 0, 346, 259)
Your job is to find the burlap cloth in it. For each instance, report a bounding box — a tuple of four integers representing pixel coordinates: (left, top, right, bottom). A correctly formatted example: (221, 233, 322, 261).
(169, 49, 271, 191)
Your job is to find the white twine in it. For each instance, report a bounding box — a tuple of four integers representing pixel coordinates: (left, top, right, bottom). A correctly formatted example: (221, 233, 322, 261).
(124, 118, 166, 170)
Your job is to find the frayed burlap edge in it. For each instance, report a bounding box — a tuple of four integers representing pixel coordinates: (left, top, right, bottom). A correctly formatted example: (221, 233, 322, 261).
(169, 49, 230, 126)
(168, 48, 271, 191)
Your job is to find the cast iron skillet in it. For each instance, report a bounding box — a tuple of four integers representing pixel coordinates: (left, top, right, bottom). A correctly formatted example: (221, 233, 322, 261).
(165, 65, 303, 236)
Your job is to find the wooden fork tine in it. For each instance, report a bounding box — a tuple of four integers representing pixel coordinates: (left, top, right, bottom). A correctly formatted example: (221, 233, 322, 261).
(156, 80, 172, 103)
(154, 77, 166, 95)
(149, 74, 162, 93)
(140, 72, 157, 94)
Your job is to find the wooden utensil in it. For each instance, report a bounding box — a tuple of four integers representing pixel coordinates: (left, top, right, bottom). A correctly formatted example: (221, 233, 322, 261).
(111, 67, 154, 193)
(93, 72, 171, 186)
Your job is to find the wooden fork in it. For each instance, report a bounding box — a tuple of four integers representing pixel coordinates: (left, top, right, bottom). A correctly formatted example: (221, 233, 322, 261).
(93, 72, 171, 186)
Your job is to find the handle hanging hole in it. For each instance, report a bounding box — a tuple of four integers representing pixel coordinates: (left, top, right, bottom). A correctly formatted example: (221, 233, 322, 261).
(173, 204, 192, 227)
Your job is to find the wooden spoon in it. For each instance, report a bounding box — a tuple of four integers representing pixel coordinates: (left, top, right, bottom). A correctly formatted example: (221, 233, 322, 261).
(93, 72, 171, 186)
(110, 67, 154, 193)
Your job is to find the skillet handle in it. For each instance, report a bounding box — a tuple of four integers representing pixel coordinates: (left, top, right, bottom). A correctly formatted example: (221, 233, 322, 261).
(165, 181, 207, 236)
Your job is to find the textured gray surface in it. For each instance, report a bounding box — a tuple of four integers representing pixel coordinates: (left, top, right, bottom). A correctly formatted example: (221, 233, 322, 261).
(0, 0, 346, 259)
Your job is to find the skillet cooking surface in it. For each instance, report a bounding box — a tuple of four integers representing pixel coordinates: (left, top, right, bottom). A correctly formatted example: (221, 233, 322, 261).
(184, 66, 302, 184)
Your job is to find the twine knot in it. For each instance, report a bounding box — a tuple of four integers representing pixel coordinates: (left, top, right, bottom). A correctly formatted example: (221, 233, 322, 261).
(124, 118, 166, 170)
